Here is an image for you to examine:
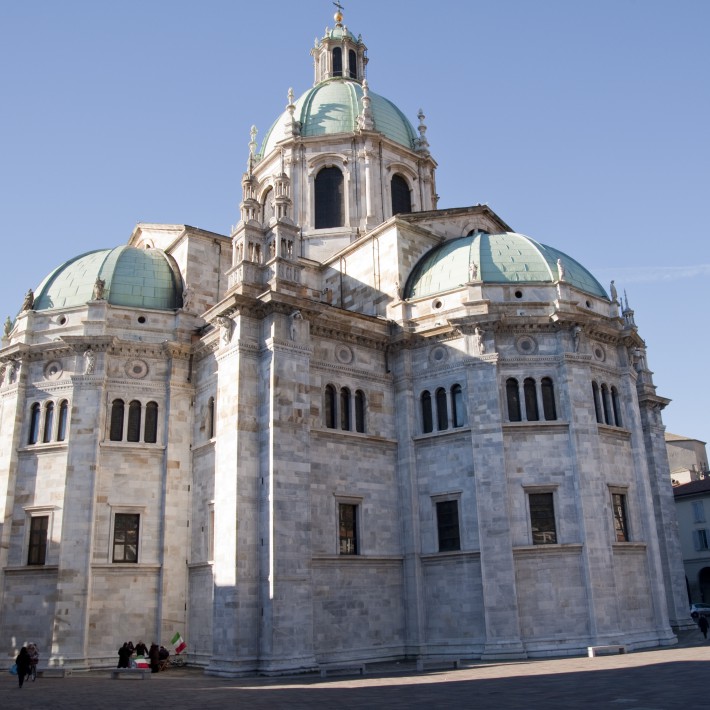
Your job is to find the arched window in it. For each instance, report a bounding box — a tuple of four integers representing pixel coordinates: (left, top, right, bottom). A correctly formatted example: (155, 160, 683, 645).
(325, 385, 337, 429)
(110, 399, 125, 441)
(43, 401, 55, 443)
(127, 400, 142, 442)
(57, 400, 69, 442)
(28, 403, 41, 445)
(601, 384, 611, 425)
(451, 384, 465, 428)
(144, 401, 158, 444)
(332, 47, 343, 77)
(436, 387, 448, 431)
(611, 386, 623, 427)
(592, 381, 603, 423)
(421, 390, 433, 433)
(524, 378, 539, 421)
(314, 167, 344, 229)
(340, 387, 351, 431)
(541, 377, 557, 421)
(391, 174, 412, 215)
(355, 390, 366, 433)
(261, 187, 275, 225)
(506, 378, 521, 422)
(207, 397, 215, 439)
(348, 49, 357, 78)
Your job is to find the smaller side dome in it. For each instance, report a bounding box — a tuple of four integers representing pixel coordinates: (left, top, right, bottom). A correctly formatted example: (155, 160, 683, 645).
(404, 232, 608, 300)
(32, 245, 184, 312)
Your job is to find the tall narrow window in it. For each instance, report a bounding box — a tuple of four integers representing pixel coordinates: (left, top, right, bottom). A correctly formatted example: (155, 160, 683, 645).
(592, 381, 603, 423)
(338, 503, 358, 555)
(43, 401, 54, 443)
(57, 400, 68, 442)
(529, 492, 557, 544)
(340, 387, 351, 431)
(451, 384, 464, 427)
(208, 506, 215, 562)
(612, 493, 629, 542)
(391, 174, 412, 215)
(524, 378, 539, 421)
(314, 167, 344, 229)
(332, 47, 343, 76)
(324, 385, 337, 429)
(207, 397, 215, 439)
(113, 513, 140, 563)
(27, 515, 49, 565)
(127, 400, 142, 442)
(541, 377, 557, 421)
(693, 501, 706, 523)
(436, 500, 460, 552)
(421, 390, 433, 433)
(144, 401, 158, 444)
(261, 186, 274, 226)
(436, 387, 448, 430)
(348, 49, 357, 78)
(611, 386, 622, 427)
(355, 390, 366, 433)
(506, 378, 521, 422)
(601, 384, 612, 425)
(110, 399, 125, 441)
(28, 403, 41, 445)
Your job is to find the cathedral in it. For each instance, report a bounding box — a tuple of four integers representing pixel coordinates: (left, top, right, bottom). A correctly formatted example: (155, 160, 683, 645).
(0, 9, 691, 675)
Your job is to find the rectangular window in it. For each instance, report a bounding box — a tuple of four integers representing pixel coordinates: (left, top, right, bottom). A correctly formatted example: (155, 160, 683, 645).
(113, 513, 140, 563)
(694, 529, 710, 551)
(693, 501, 706, 524)
(339, 503, 358, 555)
(27, 515, 49, 565)
(612, 492, 629, 542)
(436, 500, 460, 552)
(529, 492, 557, 545)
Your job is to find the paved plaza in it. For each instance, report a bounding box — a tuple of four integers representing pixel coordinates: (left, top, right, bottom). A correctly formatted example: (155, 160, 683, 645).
(2, 631, 709, 710)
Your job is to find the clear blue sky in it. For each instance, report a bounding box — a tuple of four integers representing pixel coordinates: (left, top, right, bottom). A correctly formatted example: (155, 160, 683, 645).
(2, 0, 708, 442)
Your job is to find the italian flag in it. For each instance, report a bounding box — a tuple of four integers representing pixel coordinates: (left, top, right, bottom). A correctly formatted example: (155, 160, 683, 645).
(171, 632, 186, 654)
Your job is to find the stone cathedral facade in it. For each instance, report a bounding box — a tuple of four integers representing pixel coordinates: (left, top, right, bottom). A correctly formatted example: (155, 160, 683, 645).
(0, 10, 691, 674)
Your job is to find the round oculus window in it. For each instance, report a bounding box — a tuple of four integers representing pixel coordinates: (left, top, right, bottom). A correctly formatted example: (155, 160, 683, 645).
(594, 345, 606, 362)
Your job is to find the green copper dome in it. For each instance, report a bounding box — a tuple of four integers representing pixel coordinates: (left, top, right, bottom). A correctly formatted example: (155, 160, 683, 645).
(260, 79, 417, 158)
(32, 245, 183, 312)
(405, 232, 608, 300)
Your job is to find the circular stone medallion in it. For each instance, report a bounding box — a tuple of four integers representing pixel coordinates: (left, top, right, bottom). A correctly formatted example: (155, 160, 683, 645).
(45, 360, 63, 380)
(126, 359, 149, 379)
(335, 345, 353, 364)
(515, 335, 538, 355)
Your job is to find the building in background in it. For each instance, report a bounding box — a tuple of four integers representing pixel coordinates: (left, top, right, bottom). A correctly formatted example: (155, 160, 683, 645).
(669, 434, 710, 605)
(0, 9, 692, 675)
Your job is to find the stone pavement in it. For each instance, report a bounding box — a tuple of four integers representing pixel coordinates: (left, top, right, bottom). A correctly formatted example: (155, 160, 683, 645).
(2, 630, 709, 710)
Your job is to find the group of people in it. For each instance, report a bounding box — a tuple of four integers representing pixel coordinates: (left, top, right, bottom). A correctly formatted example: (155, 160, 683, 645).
(14, 642, 39, 688)
(117, 640, 170, 673)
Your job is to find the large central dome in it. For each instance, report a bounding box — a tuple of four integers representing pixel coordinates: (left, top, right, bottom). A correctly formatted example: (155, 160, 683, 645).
(260, 79, 417, 159)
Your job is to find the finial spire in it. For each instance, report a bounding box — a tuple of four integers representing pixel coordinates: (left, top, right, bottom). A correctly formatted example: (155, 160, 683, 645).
(333, 1, 344, 26)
